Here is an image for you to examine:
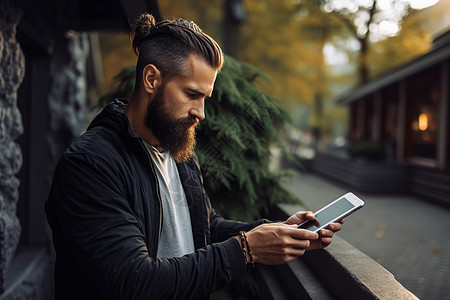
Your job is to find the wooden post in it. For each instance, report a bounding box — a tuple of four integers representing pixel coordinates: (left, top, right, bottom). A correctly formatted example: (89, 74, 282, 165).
(397, 80, 407, 162)
(373, 91, 383, 141)
(438, 61, 449, 169)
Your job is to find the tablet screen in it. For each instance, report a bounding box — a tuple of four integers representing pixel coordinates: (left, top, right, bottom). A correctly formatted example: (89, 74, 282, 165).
(298, 197, 354, 232)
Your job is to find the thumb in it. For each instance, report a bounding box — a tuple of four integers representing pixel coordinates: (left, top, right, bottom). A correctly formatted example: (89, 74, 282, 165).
(285, 210, 315, 225)
(298, 211, 315, 221)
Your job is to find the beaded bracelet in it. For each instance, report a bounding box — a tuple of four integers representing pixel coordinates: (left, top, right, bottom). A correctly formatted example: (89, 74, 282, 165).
(242, 232, 255, 269)
(239, 231, 248, 264)
(239, 231, 255, 269)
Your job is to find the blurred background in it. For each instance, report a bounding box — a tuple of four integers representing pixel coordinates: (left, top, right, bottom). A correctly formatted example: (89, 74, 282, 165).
(94, 0, 448, 152)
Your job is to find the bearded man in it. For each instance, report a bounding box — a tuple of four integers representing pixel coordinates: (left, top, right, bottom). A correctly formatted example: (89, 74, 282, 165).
(45, 14, 343, 300)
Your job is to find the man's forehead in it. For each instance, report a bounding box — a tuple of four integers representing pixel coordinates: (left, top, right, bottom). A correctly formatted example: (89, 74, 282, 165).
(179, 55, 217, 94)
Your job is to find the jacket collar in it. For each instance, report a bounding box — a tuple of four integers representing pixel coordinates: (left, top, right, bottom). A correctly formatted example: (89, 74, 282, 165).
(87, 99, 141, 140)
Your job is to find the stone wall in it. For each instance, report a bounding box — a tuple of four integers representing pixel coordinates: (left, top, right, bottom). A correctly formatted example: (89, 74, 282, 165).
(47, 31, 89, 178)
(0, 0, 24, 293)
(0, 1, 89, 297)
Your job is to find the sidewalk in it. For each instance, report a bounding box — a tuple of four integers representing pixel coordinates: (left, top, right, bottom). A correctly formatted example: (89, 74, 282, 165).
(282, 171, 450, 300)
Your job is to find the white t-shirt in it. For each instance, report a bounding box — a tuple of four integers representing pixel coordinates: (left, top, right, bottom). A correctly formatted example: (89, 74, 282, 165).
(145, 144, 195, 258)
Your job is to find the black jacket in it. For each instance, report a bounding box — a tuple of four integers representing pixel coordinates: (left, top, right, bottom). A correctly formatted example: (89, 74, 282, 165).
(45, 100, 266, 299)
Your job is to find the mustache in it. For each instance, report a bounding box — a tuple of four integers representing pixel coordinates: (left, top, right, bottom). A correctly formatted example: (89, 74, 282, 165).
(177, 115, 199, 128)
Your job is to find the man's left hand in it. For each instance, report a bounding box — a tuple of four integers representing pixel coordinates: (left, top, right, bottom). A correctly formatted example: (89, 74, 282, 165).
(284, 211, 344, 250)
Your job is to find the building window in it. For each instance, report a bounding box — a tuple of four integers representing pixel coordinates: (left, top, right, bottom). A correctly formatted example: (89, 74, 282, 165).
(410, 73, 440, 161)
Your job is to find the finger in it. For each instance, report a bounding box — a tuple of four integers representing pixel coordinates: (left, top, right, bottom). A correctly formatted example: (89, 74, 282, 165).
(291, 228, 319, 240)
(304, 211, 315, 221)
(319, 237, 333, 246)
(294, 211, 315, 221)
(328, 222, 342, 232)
(276, 233, 312, 249)
(289, 248, 307, 257)
(318, 228, 334, 237)
(289, 238, 311, 249)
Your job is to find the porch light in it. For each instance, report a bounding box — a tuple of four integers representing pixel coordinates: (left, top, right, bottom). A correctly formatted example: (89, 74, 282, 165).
(418, 113, 428, 131)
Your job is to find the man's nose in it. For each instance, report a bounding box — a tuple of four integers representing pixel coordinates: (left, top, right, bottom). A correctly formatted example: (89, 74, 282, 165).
(189, 99, 205, 121)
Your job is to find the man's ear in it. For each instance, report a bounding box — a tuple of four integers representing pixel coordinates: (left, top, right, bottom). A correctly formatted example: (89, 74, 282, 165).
(142, 64, 162, 94)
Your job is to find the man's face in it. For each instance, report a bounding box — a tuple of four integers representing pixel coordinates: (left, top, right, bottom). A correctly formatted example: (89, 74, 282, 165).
(145, 87, 199, 162)
(145, 54, 217, 162)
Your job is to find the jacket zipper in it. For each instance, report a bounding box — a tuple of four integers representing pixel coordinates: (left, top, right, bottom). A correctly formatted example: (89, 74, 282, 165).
(138, 139, 163, 256)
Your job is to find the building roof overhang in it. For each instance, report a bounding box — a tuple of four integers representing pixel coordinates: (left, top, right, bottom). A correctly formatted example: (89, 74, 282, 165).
(17, 0, 161, 55)
(336, 29, 450, 105)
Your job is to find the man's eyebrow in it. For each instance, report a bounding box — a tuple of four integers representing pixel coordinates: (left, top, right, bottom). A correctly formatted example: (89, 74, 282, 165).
(186, 88, 212, 98)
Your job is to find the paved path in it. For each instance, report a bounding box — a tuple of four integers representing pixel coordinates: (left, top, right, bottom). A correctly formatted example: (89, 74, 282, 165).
(282, 171, 450, 300)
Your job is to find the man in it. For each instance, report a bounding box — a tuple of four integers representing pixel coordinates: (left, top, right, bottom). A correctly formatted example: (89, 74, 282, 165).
(45, 14, 343, 299)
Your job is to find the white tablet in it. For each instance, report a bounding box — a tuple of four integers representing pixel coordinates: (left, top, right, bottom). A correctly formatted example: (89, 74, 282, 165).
(297, 192, 365, 233)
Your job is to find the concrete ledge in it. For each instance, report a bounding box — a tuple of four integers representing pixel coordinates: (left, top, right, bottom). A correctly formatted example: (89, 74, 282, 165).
(303, 236, 418, 299)
(256, 204, 418, 299)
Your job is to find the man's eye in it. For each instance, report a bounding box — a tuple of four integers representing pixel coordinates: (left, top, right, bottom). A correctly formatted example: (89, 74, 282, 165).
(187, 93, 196, 99)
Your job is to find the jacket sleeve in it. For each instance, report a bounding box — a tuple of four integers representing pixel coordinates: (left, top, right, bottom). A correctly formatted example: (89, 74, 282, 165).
(46, 153, 246, 300)
(208, 206, 270, 243)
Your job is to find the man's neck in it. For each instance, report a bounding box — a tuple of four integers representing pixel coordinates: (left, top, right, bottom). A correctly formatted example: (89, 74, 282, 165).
(124, 94, 161, 149)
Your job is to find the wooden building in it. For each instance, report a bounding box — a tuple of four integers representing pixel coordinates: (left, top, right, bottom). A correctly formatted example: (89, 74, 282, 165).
(317, 30, 450, 207)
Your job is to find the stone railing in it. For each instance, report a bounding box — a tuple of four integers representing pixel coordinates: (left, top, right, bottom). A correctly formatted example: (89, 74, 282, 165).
(255, 204, 418, 299)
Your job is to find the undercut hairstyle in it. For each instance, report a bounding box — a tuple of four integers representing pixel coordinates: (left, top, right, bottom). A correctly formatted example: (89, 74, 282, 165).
(130, 14, 224, 88)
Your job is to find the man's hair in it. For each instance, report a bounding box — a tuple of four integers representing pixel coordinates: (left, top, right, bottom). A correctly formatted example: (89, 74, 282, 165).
(130, 14, 224, 87)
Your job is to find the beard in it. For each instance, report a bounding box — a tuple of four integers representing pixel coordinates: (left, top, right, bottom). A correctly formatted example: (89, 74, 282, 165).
(145, 86, 199, 163)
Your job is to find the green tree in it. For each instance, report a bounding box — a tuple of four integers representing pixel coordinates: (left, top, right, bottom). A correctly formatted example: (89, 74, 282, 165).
(158, 0, 333, 108)
(369, 9, 432, 77)
(241, 0, 318, 104)
(317, 0, 380, 83)
(310, 0, 435, 84)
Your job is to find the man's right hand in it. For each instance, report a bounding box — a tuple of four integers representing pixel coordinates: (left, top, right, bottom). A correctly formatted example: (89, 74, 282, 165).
(237, 223, 319, 265)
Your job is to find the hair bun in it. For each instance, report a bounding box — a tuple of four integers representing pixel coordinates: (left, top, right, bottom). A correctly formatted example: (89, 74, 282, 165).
(131, 13, 157, 55)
